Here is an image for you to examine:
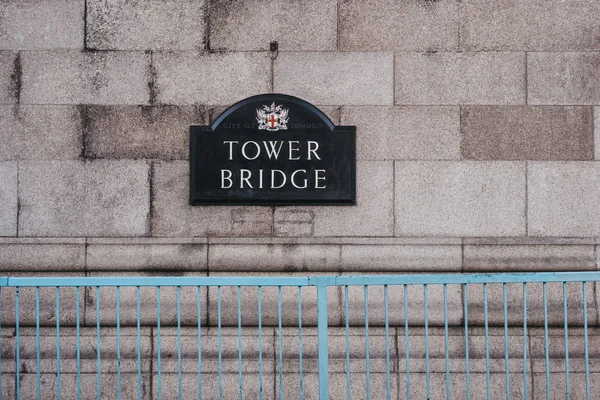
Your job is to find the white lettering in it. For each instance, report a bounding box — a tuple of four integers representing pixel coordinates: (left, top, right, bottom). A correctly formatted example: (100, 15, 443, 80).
(221, 169, 233, 188)
(307, 141, 321, 160)
(288, 141, 300, 160)
(263, 141, 284, 160)
(223, 141, 238, 160)
(240, 169, 253, 188)
(241, 141, 260, 160)
(291, 170, 308, 189)
(271, 170, 286, 189)
(258, 169, 264, 189)
(315, 169, 327, 189)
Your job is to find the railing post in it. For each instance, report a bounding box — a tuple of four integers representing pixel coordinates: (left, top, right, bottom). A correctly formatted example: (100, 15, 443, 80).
(317, 284, 329, 400)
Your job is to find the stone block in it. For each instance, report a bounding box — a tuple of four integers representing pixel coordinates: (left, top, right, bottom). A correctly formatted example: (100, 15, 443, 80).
(339, 0, 459, 51)
(20, 51, 149, 105)
(87, 243, 207, 271)
(154, 52, 270, 105)
(0, 52, 17, 104)
(467, 282, 598, 327)
(528, 162, 600, 237)
(0, 162, 17, 236)
(207, 272, 342, 327)
(532, 372, 600, 400)
(87, 0, 205, 50)
(274, 210, 314, 237)
(341, 106, 460, 160)
(395, 52, 526, 105)
(210, 0, 337, 51)
(274, 52, 394, 106)
(0, 0, 83, 50)
(208, 244, 341, 272)
(461, 0, 600, 51)
(0, 105, 82, 160)
(595, 107, 599, 160)
(85, 272, 209, 327)
(340, 244, 462, 272)
(308, 161, 394, 237)
(152, 161, 272, 236)
(0, 272, 85, 326)
(395, 161, 526, 237)
(19, 160, 150, 237)
(85, 105, 205, 160)
(528, 52, 600, 105)
(342, 279, 464, 327)
(461, 106, 594, 160)
(463, 245, 597, 272)
(0, 242, 85, 271)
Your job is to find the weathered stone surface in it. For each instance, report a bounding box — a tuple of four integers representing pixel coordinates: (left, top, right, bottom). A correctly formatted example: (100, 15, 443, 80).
(0, 162, 17, 236)
(0, 106, 82, 160)
(0, 52, 17, 104)
(85, 105, 205, 160)
(464, 245, 596, 272)
(0, 242, 85, 271)
(210, 0, 337, 51)
(85, 272, 209, 326)
(596, 107, 600, 160)
(20, 51, 149, 105)
(209, 244, 340, 272)
(528, 52, 600, 105)
(528, 162, 600, 237)
(341, 106, 460, 160)
(340, 244, 462, 272)
(461, 106, 594, 160)
(273, 210, 314, 237)
(274, 52, 394, 106)
(461, 0, 600, 51)
(152, 161, 272, 236)
(395, 52, 526, 105)
(19, 160, 150, 237)
(339, 0, 458, 52)
(154, 52, 270, 105)
(87, 243, 207, 271)
(308, 161, 394, 237)
(87, 0, 205, 50)
(0, 0, 84, 50)
(395, 161, 526, 237)
(279, 373, 398, 400)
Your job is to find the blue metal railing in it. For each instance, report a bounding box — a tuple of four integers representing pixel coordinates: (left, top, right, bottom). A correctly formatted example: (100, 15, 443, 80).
(0, 272, 598, 399)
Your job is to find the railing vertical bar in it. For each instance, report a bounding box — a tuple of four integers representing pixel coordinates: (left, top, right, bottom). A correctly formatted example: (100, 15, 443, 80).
(503, 283, 510, 400)
(444, 284, 450, 400)
(237, 286, 243, 400)
(177, 286, 182, 400)
(36, 287, 41, 400)
(157, 286, 162, 400)
(197, 286, 203, 400)
(543, 282, 550, 400)
(76, 286, 81, 400)
(424, 284, 430, 400)
(523, 283, 528, 400)
(484, 283, 490, 400)
(258, 286, 263, 400)
(56, 286, 61, 400)
(563, 282, 570, 400)
(404, 284, 410, 400)
(364, 285, 370, 400)
(298, 287, 304, 400)
(116, 286, 121, 400)
(344, 285, 351, 400)
(464, 283, 470, 400)
(0, 286, 2, 400)
(96, 286, 101, 400)
(15, 287, 20, 400)
(583, 282, 590, 400)
(136, 286, 142, 400)
(317, 284, 329, 400)
(217, 286, 223, 400)
(384, 285, 391, 400)
(278, 286, 284, 400)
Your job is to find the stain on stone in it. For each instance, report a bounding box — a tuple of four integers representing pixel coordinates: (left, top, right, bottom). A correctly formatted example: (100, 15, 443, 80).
(9, 52, 21, 103)
(146, 50, 157, 105)
(78, 104, 89, 159)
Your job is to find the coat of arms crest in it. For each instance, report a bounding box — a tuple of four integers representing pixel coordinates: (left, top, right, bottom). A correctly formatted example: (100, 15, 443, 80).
(256, 102, 289, 131)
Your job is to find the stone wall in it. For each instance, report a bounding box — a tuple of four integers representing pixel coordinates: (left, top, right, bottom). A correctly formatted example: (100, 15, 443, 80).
(1, 0, 600, 322)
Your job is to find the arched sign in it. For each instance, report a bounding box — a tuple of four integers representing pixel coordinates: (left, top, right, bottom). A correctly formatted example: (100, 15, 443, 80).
(190, 94, 356, 205)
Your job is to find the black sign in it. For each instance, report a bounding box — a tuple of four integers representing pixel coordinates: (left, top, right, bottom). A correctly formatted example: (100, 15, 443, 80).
(190, 94, 356, 205)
